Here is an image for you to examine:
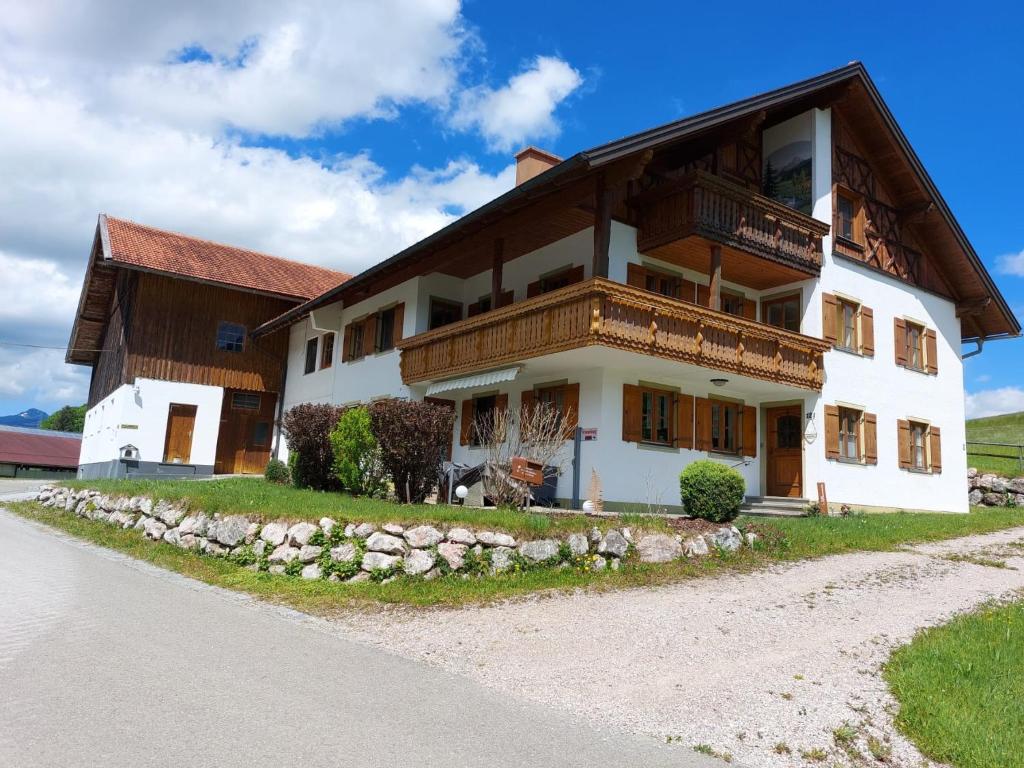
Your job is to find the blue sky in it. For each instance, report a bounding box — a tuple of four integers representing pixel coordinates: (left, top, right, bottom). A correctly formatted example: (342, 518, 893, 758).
(0, 0, 1021, 418)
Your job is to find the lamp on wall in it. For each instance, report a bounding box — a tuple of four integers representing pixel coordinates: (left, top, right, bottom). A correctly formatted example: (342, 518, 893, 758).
(710, 378, 729, 388)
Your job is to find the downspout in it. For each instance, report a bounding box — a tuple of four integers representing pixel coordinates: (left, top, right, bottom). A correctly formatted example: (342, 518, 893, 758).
(271, 356, 288, 459)
(962, 338, 985, 360)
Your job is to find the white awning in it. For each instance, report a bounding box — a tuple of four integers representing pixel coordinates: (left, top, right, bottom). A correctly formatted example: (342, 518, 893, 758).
(425, 367, 520, 396)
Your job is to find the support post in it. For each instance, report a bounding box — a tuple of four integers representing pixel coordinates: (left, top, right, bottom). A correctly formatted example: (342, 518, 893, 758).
(491, 238, 504, 309)
(709, 244, 722, 311)
(571, 426, 582, 510)
(593, 173, 611, 279)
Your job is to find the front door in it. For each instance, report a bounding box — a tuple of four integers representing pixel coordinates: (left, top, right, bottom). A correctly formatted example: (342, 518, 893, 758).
(766, 405, 803, 497)
(163, 404, 197, 464)
(214, 390, 277, 474)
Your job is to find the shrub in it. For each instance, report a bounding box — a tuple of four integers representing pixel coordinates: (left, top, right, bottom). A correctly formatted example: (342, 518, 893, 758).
(281, 403, 343, 490)
(679, 460, 745, 523)
(369, 399, 456, 503)
(330, 407, 388, 497)
(264, 458, 290, 485)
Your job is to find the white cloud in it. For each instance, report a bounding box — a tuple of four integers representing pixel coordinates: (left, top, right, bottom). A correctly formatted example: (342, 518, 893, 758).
(996, 249, 1024, 277)
(0, 348, 89, 405)
(452, 55, 583, 151)
(965, 387, 1024, 419)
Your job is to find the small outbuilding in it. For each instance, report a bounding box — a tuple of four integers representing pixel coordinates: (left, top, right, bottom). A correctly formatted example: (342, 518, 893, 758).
(0, 425, 82, 479)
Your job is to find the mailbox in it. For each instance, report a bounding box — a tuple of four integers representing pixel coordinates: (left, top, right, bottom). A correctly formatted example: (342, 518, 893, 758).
(119, 444, 140, 462)
(510, 457, 544, 486)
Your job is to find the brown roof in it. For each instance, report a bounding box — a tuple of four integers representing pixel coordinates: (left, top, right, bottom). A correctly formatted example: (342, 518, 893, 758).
(103, 216, 349, 301)
(0, 426, 81, 469)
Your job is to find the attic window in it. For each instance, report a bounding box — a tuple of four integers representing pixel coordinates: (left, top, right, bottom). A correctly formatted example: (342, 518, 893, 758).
(216, 322, 246, 352)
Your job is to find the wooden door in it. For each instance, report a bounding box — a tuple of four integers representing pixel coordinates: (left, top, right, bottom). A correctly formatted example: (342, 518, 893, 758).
(163, 404, 197, 464)
(766, 405, 803, 497)
(214, 390, 276, 474)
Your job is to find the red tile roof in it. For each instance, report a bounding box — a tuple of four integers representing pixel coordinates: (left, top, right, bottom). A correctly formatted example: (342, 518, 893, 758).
(0, 427, 82, 469)
(103, 216, 350, 301)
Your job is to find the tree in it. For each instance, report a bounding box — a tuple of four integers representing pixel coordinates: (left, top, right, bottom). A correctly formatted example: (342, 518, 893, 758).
(40, 405, 86, 433)
(368, 399, 455, 504)
(281, 403, 343, 490)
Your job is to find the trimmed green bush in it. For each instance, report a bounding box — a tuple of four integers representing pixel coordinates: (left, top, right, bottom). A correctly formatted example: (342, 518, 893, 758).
(330, 407, 387, 497)
(679, 460, 745, 523)
(264, 458, 290, 485)
(281, 403, 343, 490)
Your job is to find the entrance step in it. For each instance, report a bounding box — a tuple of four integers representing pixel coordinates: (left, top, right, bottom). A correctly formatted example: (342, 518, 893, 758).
(741, 496, 809, 518)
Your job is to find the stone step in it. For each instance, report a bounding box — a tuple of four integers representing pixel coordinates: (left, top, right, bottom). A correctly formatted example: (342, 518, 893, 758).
(740, 496, 809, 518)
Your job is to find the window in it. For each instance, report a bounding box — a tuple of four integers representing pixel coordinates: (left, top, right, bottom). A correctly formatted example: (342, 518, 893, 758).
(711, 400, 739, 453)
(469, 395, 497, 447)
(906, 321, 925, 371)
(216, 322, 245, 352)
(347, 323, 364, 361)
(910, 421, 927, 470)
(836, 189, 862, 244)
(304, 337, 318, 374)
(539, 269, 574, 294)
(252, 421, 270, 448)
(644, 270, 682, 299)
(231, 392, 261, 411)
(429, 298, 463, 330)
(721, 291, 746, 318)
(319, 333, 334, 369)
(763, 294, 801, 332)
(837, 298, 859, 352)
(377, 307, 397, 352)
(838, 407, 861, 461)
(640, 388, 674, 445)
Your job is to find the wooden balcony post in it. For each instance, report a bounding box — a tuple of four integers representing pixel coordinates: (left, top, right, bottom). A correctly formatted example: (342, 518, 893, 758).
(491, 238, 504, 309)
(593, 172, 611, 278)
(709, 244, 722, 311)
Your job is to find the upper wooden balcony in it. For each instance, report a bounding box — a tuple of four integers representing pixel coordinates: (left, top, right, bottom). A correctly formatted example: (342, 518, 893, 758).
(635, 170, 830, 277)
(398, 278, 830, 391)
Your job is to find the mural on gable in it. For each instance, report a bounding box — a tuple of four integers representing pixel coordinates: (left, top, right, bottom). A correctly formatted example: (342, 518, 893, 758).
(762, 112, 814, 215)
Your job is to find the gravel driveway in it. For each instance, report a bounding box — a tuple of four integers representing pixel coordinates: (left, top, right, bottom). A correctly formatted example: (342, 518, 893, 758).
(334, 526, 1024, 767)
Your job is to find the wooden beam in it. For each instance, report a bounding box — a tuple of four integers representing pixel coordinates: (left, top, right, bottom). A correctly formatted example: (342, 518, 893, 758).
(709, 245, 722, 311)
(956, 297, 992, 318)
(490, 238, 504, 308)
(898, 201, 937, 225)
(593, 173, 611, 278)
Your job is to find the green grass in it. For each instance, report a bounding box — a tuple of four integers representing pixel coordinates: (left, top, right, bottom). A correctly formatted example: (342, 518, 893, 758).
(885, 599, 1024, 768)
(966, 410, 1024, 477)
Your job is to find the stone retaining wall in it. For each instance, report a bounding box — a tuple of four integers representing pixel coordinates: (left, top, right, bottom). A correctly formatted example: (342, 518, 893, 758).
(34, 486, 756, 583)
(968, 469, 1024, 507)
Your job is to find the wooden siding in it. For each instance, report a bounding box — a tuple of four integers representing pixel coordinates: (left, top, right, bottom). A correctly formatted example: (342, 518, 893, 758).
(87, 270, 135, 406)
(399, 278, 829, 391)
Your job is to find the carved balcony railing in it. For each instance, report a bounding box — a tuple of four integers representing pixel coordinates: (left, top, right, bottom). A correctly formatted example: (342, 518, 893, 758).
(636, 170, 831, 272)
(398, 278, 829, 391)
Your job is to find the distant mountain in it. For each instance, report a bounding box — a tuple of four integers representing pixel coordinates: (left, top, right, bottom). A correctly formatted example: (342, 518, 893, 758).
(0, 408, 48, 428)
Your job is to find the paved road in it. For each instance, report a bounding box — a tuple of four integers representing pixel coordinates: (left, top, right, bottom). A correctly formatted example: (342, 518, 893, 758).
(0, 508, 717, 768)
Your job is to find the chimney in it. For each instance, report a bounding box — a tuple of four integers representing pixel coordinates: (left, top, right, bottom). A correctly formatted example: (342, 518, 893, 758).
(515, 146, 562, 186)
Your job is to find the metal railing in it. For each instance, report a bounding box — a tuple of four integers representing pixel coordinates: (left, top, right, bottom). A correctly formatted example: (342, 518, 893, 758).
(966, 441, 1024, 474)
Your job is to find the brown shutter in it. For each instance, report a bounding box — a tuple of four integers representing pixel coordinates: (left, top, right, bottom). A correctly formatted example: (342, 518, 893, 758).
(566, 264, 585, 285)
(696, 284, 711, 307)
(925, 329, 938, 375)
(680, 278, 698, 304)
(498, 290, 514, 308)
(676, 393, 694, 450)
(694, 397, 712, 452)
(342, 323, 353, 363)
(392, 303, 405, 343)
(897, 419, 912, 469)
(626, 263, 647, 289)
(562, 383, 580, 439)
(526, 279, 542, 298)
(622, 384, 642, 442)
(822, 293, 838, 345)
(467, 301, 481, 317)
(894, 318, 908, 367)
(742, 298, 757, 321)
(859, 306, 874, 357)
(362, 314, 378, 357)
(863, 412, 878, 465)
(741, 404, 757, 457)
(929, 425, 942, 473)
(520, 388, 535, 419)
(824, 404, 840, 460)
(459, 400, 474, 446)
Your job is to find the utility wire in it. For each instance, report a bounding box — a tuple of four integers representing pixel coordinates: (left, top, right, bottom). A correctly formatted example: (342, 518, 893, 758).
(0, 340, 112, 353)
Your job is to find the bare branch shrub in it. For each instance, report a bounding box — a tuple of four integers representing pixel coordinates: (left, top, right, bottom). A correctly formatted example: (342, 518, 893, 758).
(472, 403, 573, 509)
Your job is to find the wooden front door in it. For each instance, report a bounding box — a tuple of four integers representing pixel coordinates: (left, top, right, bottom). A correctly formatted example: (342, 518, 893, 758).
(163, 404, 197, 464)
(766, 405, 803, 497)
(214, 390, 277, 474)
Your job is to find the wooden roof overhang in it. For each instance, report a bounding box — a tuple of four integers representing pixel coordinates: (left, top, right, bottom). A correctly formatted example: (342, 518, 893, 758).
(254, 62, 1018, 343)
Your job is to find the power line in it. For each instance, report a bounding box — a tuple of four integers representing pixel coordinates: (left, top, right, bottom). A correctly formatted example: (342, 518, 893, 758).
(0, 340, 111, 353)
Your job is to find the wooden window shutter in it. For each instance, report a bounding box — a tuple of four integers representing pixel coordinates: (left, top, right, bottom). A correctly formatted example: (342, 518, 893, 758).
(925, 329, 938, 375)
(467, 301, 481, 317)
(694, 397, 713, 452)
(526, 279, 542, 298)
(675, 394, 694, 450)
(495, 392, 508, 415)
(520, 388, 535, 418)
(929, 426, 942, 473)
(680, 278, 698, 304)
(696, 284, 711, 308)
(741, 404, 757, 457)
(563, 383, 580, 439)
(863, 412, 878, 465)
(566, 265, 585, 285)
(498, 290, 514, 308)
(392, 303, 405, 343)
(821, 293, 838, 345)
(742, 299, 757, 321)
(459, 399, 474, 446)
(342, 323, 353, 363)
(626, 263, 647, 289)
(824, 404, 840, 460)
(894, 318, 908, 367)
(622, 384, 642, 443)
(362, 314, 378, 357)
(897, 419, 912, 469)
(859, 306, 875, 356)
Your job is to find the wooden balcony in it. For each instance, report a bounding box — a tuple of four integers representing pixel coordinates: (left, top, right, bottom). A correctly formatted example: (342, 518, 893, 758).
(398, 278, 830, 391)
(635, 170, 830, 275)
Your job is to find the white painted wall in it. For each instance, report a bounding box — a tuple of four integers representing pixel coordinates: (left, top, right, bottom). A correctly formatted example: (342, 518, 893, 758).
(80, 378, 224, 468)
